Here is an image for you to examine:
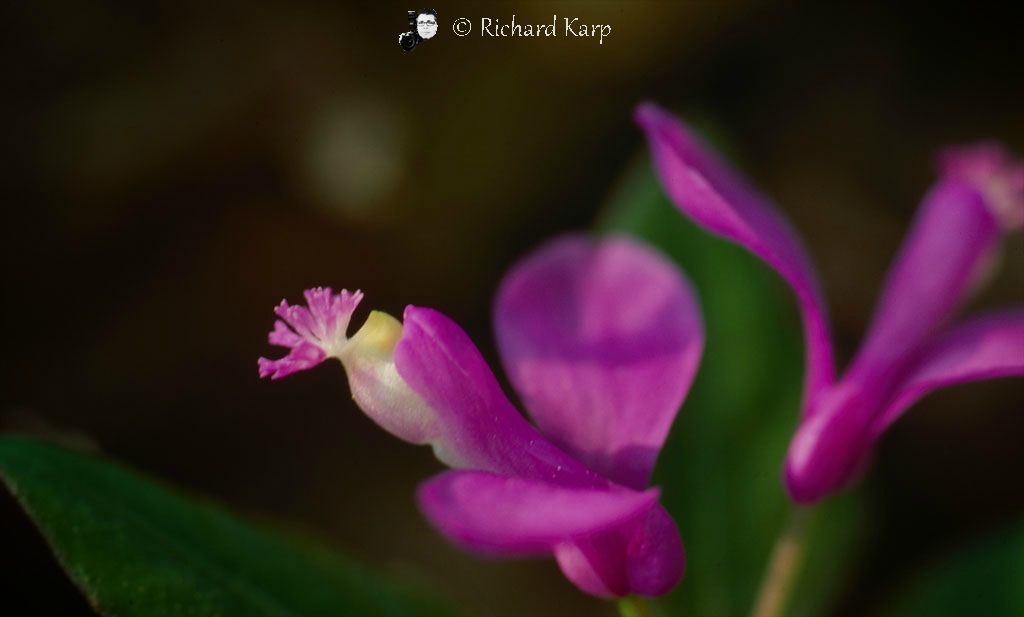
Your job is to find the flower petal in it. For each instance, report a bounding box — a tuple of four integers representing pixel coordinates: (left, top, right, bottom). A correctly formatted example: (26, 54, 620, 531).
(636, 102, 834, 412)
(395, 306, 607, 486)
(844, 179, 1002, 396)
(784, 146, 1021, 503)
(494, 234, 703, 489)
(554, 503, 684, 598)
(871, 309, 1024, 436)
(416, 470, 658, 556)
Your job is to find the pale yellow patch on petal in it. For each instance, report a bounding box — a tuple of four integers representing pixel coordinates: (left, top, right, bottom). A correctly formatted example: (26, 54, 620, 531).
(339, 310, 440, 445)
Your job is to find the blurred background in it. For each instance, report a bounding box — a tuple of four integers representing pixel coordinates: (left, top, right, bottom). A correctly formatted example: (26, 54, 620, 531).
(2, 1, 1022, 615)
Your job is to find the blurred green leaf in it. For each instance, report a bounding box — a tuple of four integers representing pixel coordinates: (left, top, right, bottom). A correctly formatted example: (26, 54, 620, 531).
(0, 437, 451, 617)
(881, 520, 1024, 616)
(598, 157, 864, 617)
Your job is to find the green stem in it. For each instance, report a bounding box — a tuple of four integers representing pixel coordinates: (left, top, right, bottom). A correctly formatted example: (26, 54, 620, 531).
(617, 595, 652, 617)
(750, 506, 815, 617)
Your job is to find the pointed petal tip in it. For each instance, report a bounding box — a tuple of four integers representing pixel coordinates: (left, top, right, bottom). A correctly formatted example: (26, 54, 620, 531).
(634, 102, 684, 143)
(257, 357, 273, 379)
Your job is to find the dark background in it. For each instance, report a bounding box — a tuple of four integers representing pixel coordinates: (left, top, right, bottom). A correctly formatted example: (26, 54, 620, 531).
(2, 2, 1022, 615)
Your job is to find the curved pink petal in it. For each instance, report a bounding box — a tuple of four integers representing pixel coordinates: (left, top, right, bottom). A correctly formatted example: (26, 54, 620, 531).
(394, 306, 606, 488)
(636, 102, 834, 413)
(417, 470, 658, 556)
(785, 145, 1021, 503)
(844, 179, 1002, 398)
(554, 503, 684, 598)
(494, 234, 703, 489)
(871, 309, 1024, 436)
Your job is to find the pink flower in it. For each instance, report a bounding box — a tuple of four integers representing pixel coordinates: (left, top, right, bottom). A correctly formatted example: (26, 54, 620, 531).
(259, 235, 705, 597)
(637, 102, 1024, 503)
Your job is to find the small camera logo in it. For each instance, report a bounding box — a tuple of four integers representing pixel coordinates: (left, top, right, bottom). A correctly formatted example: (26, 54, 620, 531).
(399, 9, 438, 52)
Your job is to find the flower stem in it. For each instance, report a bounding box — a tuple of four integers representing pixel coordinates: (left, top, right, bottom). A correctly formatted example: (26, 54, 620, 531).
(750, 506, 814, 617)
(617, 595, 652, 617)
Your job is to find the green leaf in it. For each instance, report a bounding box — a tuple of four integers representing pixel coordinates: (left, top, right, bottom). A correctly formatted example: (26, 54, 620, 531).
(0, 436, 451, 617)
(881, 520, 1024, 616)
(598, 155, 864, 617)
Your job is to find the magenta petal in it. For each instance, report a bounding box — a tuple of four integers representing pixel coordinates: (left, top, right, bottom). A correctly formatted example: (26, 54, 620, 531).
(494, 234, 703, 488)
(395, 306, 605, 487)
(871, 309, 1024, 436)
(554, 503, 684, 598)
(636, 102, 834, 412)
(417, 470, 658, 556)
(845, 180, 1001, 395)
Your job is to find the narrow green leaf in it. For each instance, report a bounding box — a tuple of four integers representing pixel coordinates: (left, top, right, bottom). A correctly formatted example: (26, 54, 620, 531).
(881, 520, 1024, 616)
(0, 436, 450, 617)
(598, 156, 864, 617)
